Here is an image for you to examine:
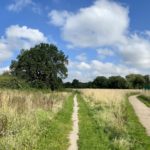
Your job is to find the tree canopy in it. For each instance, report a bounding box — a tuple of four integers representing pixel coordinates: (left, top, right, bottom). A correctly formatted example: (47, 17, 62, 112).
(10, 43, 68, 90)
(64, 74, 149, 89)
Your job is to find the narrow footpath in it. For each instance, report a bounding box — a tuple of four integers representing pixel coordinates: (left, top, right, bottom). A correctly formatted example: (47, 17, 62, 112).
(129, 95, 150, 136)
(68, 95, 79, 150)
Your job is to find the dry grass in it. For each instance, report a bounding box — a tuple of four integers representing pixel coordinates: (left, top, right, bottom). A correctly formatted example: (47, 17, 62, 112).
(142, 90, 150, 97)
(80, 89, 140, 149)
(0, 89, 70, 149)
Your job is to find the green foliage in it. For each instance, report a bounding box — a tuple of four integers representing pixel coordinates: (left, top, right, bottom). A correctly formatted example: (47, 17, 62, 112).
(93, 76, 108, 88)
(138, 95, 150, 107)
(10, 43, 68, 90)
(108, 76, 127, 89)
(126, 74, 146, 89)
(65, 74, 149, 89)
(0, 75, 29, 89)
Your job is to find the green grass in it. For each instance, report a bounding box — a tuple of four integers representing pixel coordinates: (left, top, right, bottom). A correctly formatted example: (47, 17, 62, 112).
(138, 95, 150, 107)
(77, 94, 109, 150)
(125, 94, 150, 150)
(37, 94, 74, 150)
(78, 93, 150, 150)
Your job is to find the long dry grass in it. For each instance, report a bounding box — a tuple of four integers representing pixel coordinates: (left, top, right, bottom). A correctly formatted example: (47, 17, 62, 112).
(80, 89, 140, 150)
(142, 90, 150, 97)
(0, 89, 70, 149)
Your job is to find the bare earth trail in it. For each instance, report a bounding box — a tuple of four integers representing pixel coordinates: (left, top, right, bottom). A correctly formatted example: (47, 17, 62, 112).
(129, 95, 150, 136)
(68, 95, 79, 150)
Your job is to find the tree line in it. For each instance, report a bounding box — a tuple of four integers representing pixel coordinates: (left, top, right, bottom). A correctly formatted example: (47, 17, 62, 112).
(1, 43, 149, 90)
(64, 74, 150, 89)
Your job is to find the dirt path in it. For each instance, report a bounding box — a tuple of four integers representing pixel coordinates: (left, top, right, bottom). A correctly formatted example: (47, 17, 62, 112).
(129, 95, 150, 136)
(68, 95, 79, 150)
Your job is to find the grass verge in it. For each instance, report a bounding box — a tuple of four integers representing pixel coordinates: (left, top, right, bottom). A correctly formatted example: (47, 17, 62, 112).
(37, 94, 74, 150)
(137, 95, 150, 107)
(77, 94, 109, 150)
(78, 91, 150, 150)
(125, 94, 150, 150)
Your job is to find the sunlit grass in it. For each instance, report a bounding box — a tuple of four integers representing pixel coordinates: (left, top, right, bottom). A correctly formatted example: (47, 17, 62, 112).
(0, 89, 70, 149)
(80, 89, 150, 150)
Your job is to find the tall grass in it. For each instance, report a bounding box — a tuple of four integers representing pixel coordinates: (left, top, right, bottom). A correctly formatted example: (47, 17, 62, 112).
(80, 89, 150, 149)
(0, 89, 70, 149)
(138, 90, 150, 107)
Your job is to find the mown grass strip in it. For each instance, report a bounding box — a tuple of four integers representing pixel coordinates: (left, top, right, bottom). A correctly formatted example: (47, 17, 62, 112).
(37, 94, 74, 150)
(77, 94, 109, 150)
(126, 94, 150, 150)
(137, 95, 150, 107)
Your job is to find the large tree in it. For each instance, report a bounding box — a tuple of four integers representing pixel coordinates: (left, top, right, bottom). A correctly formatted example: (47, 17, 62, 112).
(93, 76, 108, 88)
(10, 43, 68, 90)
(126, 74, 145, 89)
(108, 76, 127, 89)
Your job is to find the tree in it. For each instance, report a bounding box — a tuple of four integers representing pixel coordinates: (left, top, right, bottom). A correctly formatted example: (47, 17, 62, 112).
(93, 76, 108, 88)
(72, 79, 80, 88)
(108, 76, 127, 89)
(10, 43, 68, 90)
(126, 74, 145, 89)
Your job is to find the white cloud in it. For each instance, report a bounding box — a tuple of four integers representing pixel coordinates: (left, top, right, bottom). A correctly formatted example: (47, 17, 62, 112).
(0, 43, 12, 62)
(49, 0, 129, 47)
(118, 34, 150, 69)
(49, 0, 150, 74)
(66, 59, 139, 82)
(7, 0, 42, 14)
(97, 48, 114, 59)
(0, 66, 10, 74)
(6, 25, 47, 43)
(48, 10, 71, 26)
(0, 25, 47, 63)
(7, 0, 32, 12)
(75, 53, 87, 61)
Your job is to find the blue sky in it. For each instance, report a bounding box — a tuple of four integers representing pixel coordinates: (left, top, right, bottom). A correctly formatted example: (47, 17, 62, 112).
(0, 0, 150, 81)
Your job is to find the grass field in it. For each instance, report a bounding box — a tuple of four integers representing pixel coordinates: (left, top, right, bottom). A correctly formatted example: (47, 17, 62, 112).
(0, 89, 71, 149)
(79, 89, 150, 150)
(0, 88, 150, 150)
(138, 90, 150, 107)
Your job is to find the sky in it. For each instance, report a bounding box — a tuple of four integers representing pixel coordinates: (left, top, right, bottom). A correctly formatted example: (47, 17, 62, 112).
(0, 0, 150, 82)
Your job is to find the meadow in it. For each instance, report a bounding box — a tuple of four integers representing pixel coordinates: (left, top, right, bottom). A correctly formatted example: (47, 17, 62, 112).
(78, 89, 150, 150)
(0, 88, 150, 150)
(0, 89, 71, 149)
(138, 90, 150, 107)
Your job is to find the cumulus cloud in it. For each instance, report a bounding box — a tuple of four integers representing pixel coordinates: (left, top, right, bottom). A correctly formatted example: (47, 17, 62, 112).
(97, 48, 114, 59)
(118, 34, 150, 69)
(66, 59, 139, 82)
(49, 0, 150, 75)
(48, 10, 71, 26)
(0, 25, 47, 63)
(49, 0, 129, 47)
(6, 25, 47, 43)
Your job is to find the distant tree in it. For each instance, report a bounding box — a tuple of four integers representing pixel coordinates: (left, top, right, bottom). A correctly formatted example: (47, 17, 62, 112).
(108, 76, 127, 89)
(10, 43, 68, 90)
(64, 82, 72, 88)
(93, 76, 108, 88)
(126, 74, 145, 89)
(72, 79, 80, 88)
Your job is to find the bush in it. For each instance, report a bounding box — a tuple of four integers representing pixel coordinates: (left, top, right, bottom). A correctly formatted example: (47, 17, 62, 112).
(0, 75, 29, 89)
